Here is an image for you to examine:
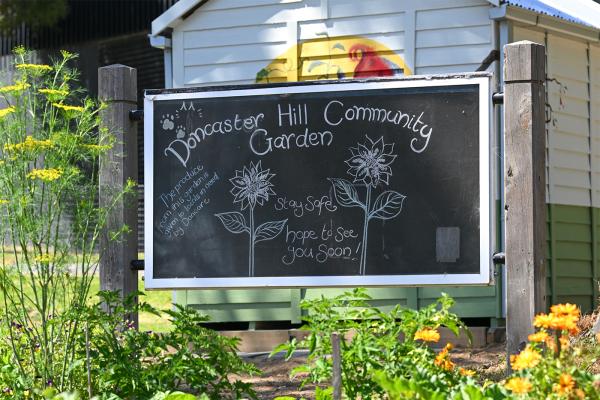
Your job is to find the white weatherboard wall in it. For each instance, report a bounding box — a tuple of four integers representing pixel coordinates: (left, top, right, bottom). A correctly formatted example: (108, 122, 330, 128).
(513, 24, 600, 208)
(171, 0, 495, 87)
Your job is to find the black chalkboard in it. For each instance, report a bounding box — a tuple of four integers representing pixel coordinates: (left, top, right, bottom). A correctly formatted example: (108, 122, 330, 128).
(144, 76, 493, 288)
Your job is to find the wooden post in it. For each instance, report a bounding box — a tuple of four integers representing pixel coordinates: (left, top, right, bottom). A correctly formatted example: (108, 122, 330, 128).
(98, 64, 139, 326)
(331, 332, 342, 400)
(504, 41, 546, 362)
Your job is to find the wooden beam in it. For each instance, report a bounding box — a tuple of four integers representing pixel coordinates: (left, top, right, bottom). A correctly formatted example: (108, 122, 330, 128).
(98, 64, 139, 326)
(503, 41, 547, 361)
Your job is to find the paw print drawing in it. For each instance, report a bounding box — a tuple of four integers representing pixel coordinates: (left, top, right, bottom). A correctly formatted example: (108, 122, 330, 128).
(160, 114, 175, 131)
(176, 125, 186, 139)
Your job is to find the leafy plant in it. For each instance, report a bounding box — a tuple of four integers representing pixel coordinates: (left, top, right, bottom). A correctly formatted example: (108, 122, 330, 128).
(79, 291, 260, 400)
(0, 47, 134, 396)
(273, 288, 470, 399)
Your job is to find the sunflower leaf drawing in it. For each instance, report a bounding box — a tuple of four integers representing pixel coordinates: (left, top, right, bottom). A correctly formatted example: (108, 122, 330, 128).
(216, 161, 285, 277)
(215, 212, 248, 234)
(329, 135, 406, 275)
(328, 178, 364, 210)
(369, 191, 406, 220)
(254, 219, 288, 243)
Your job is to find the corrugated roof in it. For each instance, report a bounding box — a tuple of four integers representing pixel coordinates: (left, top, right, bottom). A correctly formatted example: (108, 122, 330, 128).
(503, 0, 600, 29)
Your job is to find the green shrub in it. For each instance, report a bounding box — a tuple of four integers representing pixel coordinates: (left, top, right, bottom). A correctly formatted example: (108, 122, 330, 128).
(273, 288, 471, 399)
(79, 291, 259, 400)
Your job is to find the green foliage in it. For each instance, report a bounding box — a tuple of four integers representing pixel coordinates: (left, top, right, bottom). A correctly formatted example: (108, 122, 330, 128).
(79, 291, 259, 400)
(0, 47, 134, 396)
(273, 386, 333, 400)
(0, 0, 67, 31)
(273, 288, 471, 399)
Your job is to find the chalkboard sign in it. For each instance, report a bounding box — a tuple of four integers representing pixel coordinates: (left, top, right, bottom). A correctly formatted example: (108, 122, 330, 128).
(144, 75, 493, 289)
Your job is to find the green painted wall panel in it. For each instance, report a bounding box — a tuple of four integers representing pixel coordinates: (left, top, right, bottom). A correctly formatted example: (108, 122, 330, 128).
(553, 223, 592, 242)
(547, 204, 599, 313)
(554, 242, 592, 261)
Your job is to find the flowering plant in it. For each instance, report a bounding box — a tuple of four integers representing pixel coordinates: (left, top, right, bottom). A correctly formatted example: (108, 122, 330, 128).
(0, 47, 134, 396)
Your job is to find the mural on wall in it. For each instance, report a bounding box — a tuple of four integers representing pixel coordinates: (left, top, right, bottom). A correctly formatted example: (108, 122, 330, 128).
(256, 35, 411, 83)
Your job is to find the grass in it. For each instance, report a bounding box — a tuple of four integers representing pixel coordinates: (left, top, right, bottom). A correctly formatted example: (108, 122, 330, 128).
(86, 274, 174, 332)
(1, 268, 174, 332)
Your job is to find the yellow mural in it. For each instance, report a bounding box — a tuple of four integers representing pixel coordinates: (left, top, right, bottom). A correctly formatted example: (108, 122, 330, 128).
(256, 35, 412, 83)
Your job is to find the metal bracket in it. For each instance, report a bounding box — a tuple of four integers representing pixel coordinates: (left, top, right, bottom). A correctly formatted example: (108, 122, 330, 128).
(130, 259, 144, 271)
(129, 109, 144, 121)
(493, 252, 505, 265)
(492, 92, 504, 105)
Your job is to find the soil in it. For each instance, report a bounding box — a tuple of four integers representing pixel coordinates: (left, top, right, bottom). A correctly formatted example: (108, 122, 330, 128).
(242, 343, 507, 400)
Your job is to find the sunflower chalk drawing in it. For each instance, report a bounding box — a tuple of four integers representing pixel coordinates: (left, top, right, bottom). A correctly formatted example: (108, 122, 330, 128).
(215, 161, 288, 277)
(329, 135, 406, 275)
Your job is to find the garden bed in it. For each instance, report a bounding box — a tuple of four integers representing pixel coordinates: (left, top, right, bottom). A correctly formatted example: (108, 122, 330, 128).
(243, 343, 507, 399)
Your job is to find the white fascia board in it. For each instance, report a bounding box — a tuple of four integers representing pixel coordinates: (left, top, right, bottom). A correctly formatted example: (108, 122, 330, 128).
(490, 4, 600, 42)
(151, 0, 205, 37)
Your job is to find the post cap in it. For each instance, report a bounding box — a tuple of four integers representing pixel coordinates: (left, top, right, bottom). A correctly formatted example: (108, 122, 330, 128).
(98, 64, 137, 102)
(504, 41, 545, 83)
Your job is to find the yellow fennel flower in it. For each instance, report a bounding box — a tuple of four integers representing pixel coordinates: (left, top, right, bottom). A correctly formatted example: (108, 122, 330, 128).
(16, 63, 52, 72)
(52, 103, 84, 113)
(4, 136, 54, 153)
(0, 106, 15, 118)
(0, 83, 30, 93)
(39, 88, 68, 97)
(27, 168, 63, 182)
(505, 377, 532, 394)
(510, 347, 541, 371)
(414, 328, 440, 343)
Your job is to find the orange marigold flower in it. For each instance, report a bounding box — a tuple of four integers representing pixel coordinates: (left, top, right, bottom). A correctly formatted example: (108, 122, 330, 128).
(528, 331, 549, 343)
(459, 367, 475, 377)
(414, 328, 440, 343)
(510, 347, 541, 371)
(553, 373, 575, 395)
(434, 343, 455, 371)
(505, 377, 532, 394)
(575, 388, 586, 399)
(551, 303, 580, 318)
(559, 335, 570, 350)
(534, 313, 555, 329)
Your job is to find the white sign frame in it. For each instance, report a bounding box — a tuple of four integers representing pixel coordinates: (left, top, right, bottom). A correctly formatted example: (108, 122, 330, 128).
(144, 75, 493, 289)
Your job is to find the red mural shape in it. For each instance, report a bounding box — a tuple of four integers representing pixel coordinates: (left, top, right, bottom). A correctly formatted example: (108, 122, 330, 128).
(349, 44, 394, 78)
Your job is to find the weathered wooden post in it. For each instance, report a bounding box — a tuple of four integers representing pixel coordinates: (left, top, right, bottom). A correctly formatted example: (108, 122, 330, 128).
(504, 41, 546, 361)
(98, 64, 139, 326)
(331, 332, 342, 400)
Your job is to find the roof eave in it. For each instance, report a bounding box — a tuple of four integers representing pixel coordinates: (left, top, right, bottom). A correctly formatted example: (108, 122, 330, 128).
(490, 3, 600, 42)
(151, 0, 207, 37)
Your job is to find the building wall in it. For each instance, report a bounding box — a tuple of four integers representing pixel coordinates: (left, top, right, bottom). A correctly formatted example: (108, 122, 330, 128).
(513, 24, 600, 312)
(172, 0, 494, 86)
(170, 0, 504, 323)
